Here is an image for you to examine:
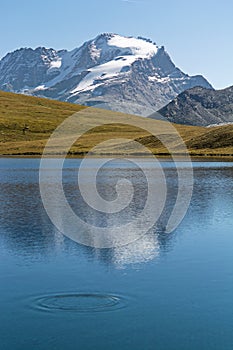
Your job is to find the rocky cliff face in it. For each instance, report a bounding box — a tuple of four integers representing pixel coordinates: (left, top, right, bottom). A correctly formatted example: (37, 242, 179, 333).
(158, 86, 233, 126)
(0, 47, 62, 91)
(0, 33, 212, 116)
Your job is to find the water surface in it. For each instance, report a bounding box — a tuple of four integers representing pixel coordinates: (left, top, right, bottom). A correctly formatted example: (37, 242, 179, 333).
(0, 158, 233, 350)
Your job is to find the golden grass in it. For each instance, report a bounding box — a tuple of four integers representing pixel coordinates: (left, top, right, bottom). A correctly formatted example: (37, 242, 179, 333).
(0, 90, 232, 158)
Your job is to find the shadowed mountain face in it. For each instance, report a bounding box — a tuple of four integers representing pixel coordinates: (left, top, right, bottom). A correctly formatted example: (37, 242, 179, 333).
(157, 86, 233, 126)
(0, 33, 212, 116)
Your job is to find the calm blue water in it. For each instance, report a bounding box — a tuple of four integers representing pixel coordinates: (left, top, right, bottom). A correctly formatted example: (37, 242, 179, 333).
(0, 158, 233, 350)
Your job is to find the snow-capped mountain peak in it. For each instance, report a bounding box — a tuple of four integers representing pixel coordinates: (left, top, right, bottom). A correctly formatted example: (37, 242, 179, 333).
(91, 33, 159, 59)
(107, 34, 158, 57)
(0, 33, 212, 116)
(70, 34, 160, 95)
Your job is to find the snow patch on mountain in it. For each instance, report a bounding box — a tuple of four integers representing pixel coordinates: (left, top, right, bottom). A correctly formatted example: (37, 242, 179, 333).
(148, 75, 171, 83)
(71, 56, 135, 94)
(34, 85, 47, 91)
(207, 122, 233, 127)
(108, 35, 158, 57)
(48, 58, 62, 70)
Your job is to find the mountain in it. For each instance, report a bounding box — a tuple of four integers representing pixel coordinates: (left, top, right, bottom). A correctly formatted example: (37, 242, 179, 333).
(158, 86, 233, 126)
(0, 33, 212, 116)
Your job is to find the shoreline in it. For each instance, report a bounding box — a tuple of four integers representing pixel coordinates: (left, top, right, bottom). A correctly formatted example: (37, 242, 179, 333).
(1, 153, 233, 162)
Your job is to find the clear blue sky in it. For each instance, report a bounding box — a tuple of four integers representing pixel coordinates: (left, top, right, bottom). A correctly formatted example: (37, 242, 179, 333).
(1, 0, 232, 89)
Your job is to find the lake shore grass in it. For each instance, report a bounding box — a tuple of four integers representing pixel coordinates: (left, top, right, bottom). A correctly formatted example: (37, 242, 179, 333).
(0, 91, 232, 160)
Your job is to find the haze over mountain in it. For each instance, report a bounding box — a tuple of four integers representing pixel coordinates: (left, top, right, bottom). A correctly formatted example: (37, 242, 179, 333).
(158, 86, 233, 126)
(0, 33, 212, 116)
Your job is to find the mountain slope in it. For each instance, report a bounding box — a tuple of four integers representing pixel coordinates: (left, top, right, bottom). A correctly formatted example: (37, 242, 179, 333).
(0, 91, 232, 158)
(158, 86, 233, 126)
(0, 33, 212, 116)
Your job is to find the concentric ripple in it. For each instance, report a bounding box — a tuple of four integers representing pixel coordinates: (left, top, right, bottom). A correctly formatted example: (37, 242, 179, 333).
(32, 293, 126, 313)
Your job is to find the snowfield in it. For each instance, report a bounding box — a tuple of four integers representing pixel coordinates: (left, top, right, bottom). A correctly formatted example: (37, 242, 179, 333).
(71, 56, 136, 94)
(108, 34, 158, 58)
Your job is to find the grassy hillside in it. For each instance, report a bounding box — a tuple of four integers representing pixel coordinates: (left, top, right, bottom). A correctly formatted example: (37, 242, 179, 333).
(0, 91, 232, 158)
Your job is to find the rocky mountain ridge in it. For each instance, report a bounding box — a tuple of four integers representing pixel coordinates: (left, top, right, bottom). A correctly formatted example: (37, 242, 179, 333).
(0, 33, 212, 116)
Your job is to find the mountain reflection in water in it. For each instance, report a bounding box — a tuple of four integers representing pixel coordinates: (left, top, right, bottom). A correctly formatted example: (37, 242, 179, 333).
(0, 159, 232, 267)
